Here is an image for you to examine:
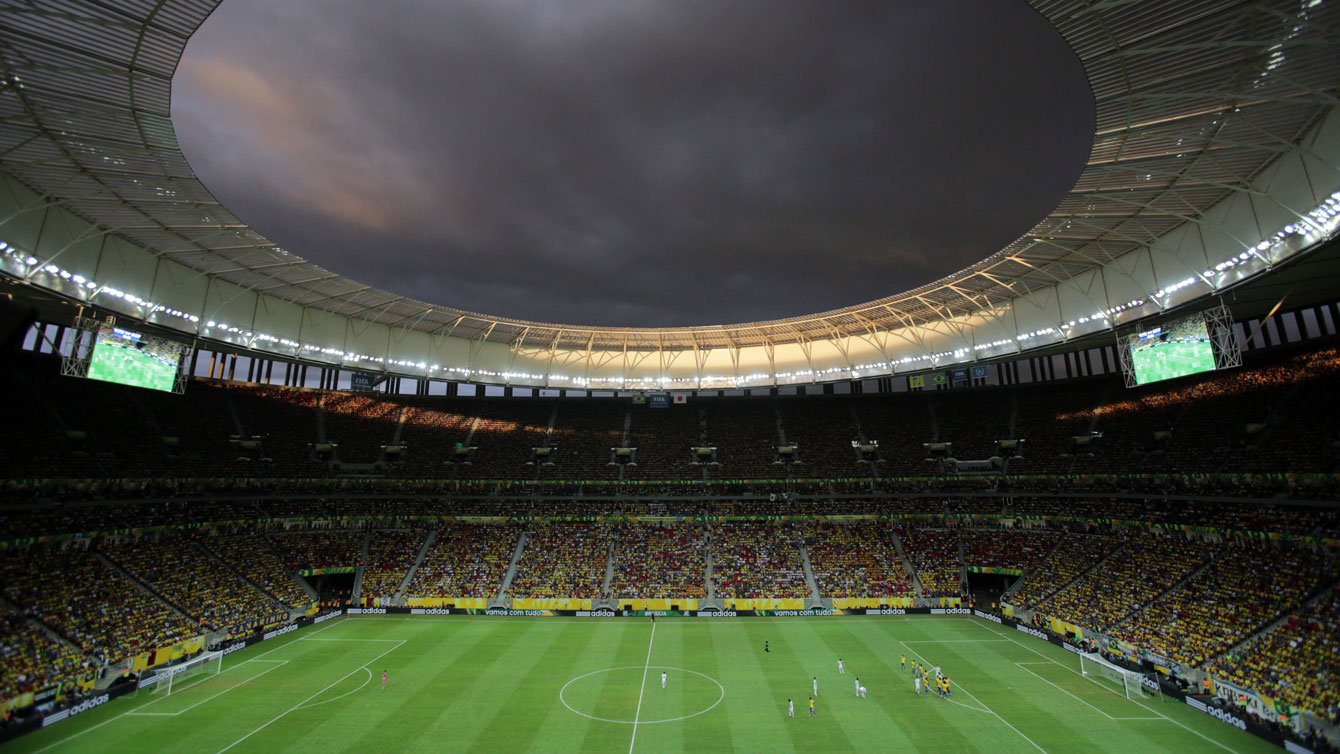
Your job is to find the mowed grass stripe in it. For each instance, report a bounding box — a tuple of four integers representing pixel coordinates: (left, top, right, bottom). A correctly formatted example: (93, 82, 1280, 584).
(579, 620, 653, 752)
(965, 618, 1273, 754)
(824, 619, 978, 753)
(470, 620, 616, 753)
(742, 618, 855, 752)
(9, 615, 1289, 754)
(530, 622, 632, 753)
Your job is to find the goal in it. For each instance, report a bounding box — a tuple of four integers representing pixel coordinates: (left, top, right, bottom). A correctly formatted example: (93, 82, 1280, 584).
(1079, 653, 1162, 702)
(140, 651, 224, 697)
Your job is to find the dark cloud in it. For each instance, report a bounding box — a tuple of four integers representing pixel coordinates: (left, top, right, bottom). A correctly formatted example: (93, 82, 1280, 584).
(172, 0, 1092, 327)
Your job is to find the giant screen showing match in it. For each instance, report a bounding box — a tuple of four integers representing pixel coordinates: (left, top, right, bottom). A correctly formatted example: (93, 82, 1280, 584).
(86, 325, 185, 392)
(1129, 313, 1217, 386)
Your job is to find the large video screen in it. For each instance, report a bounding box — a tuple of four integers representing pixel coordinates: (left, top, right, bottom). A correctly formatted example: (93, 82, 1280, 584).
(1129, 314, 1216, 386)
(86, 325, 185, 392)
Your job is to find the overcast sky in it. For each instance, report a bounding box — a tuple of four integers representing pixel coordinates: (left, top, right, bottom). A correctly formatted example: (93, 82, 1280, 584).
(173, 0, 1093, 328)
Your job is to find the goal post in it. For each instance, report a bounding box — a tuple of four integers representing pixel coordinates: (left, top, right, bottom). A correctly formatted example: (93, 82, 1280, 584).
(142, 650, 224, 697)
(1079, 653, 1162, 703)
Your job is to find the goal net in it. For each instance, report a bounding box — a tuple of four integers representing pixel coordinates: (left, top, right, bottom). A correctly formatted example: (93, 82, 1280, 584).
(1079, 653, 1162, 702)
(141, 651, 224, 697)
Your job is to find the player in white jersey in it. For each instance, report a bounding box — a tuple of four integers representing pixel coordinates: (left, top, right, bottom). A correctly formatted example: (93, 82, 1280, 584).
(915, 675, 922, 694)
(788, 698, 794, 718)
(859, 685, 867, 698)
(838, 658, 844, 674)
(813, 676, 818, 696)
(661, 671, 667, 689)
(855, 677, 861, 696)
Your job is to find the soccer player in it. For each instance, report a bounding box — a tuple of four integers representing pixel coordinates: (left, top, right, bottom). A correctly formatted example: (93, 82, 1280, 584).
(661, 671, 667, 689)
(859, 685, 867, 699)
(809, 697, 816, 717)
(788, 698, 794, 718)
(944, 677, 951, 699)
(765, 640, 770, 653)
(914, 675, 922, 695)
(854, 677, 861, 696)
(900, 654, 906, 671)
(813, 676, 818, 696)
(922, 669, 930, 694)
(382, 669, 387, 691)
(838, 658, 844, 674)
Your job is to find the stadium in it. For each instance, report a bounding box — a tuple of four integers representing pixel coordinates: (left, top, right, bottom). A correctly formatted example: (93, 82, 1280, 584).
(1, 0, 1339, 752)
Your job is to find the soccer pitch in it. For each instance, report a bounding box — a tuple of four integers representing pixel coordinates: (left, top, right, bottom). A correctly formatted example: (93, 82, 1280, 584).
(13, 615, 1278, 754)
(1132, 340, 1217, 385)
(87, 345, 176, 392)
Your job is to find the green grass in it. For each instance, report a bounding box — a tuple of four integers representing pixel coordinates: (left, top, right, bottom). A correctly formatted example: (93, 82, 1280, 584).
(1132, 340, 1217, 385)
(12, 615, 1279, 753)
(87, 344, 176, 392)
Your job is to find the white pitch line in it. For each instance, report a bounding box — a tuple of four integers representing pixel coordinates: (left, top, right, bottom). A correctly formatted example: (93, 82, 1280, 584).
(968, 617, 1245, 754)
(627, 620, 657, 754)
(903, 639, 1011, 643)
(899, 641, 1049, 753)
(1013, 662, 1160, 721)
(30, 624, 324, 754)
(215, 640, 405, 754)
(127, 661, 290, 717)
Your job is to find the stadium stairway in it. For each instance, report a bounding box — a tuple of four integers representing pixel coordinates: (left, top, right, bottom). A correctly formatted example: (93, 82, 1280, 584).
(600, 543, 616, 598)
(0, 594, 81, 656)
(798, 541, 822, 602)
(349, 528, 372, 604)
(198, 541, 292, 610)
(94, 551, 197, 627)
(1027, 538, 1130, 609)
(494, 530, 528, 605)
(264, 534, 320, 603)
(1206, 574, 1340, 670)
(886, 528, 925, 598)
(393, 528, 437, 604)
(704, 529, 716, 600)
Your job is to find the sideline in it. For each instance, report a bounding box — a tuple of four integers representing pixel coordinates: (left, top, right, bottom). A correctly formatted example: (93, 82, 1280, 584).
(627, 620, 657, 754)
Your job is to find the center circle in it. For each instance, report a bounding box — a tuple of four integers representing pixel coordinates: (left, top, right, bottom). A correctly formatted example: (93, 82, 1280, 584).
(559, 666, 725, 725)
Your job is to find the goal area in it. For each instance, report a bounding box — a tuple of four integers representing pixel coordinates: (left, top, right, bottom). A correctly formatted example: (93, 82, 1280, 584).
(137, 650, 224, 697)
(1079, 653, 1162, 702)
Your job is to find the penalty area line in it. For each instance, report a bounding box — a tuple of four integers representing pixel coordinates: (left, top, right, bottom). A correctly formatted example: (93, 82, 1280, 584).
(214, 639, 405, 754)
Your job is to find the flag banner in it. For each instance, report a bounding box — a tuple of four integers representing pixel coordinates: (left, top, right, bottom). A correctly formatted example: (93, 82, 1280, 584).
(631, 394, 647, 404)
(350, 373, 375, 392)
(951, 368, 969, 382)
(673, 394, 687, 404)
(649, 394, 670, 408)
(909, 375, 925, 388)
(971, 365, 988, 379)
(931, 372, 947, 384)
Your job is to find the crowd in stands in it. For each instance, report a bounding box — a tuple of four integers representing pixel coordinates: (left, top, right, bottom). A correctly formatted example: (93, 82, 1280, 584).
(1011, 533, 1122, 609)
(805, 522, 914, 598)
(0, 546, 196, 669)
(710, 523, 809, 599)
(0, 613, 83, 702)
(359, 528, 429, 600)
(509, 523, 614, 598)
(102, 538, 280, 631)
(898, 528, 961, 597)
(1113, 542, 1336, 668)
(204, 535, 309, 608)
(961, 530, 1059, 573)
(270, 531, 363, 572)
(403, 524, 518, 598)
(1037, 532, 1214, 631)
(1211, 586, 1340, 725)
(608, 524, 707, 599)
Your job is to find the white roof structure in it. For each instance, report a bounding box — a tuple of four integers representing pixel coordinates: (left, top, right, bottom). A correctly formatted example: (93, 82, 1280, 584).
(1, 0, 1339, 389)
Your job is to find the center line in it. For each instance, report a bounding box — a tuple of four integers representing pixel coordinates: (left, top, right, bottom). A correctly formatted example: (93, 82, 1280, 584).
(628, 620, 657, 754)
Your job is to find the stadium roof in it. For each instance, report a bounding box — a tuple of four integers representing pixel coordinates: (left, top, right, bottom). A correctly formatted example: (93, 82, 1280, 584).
(0, 0, 1338, 386)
